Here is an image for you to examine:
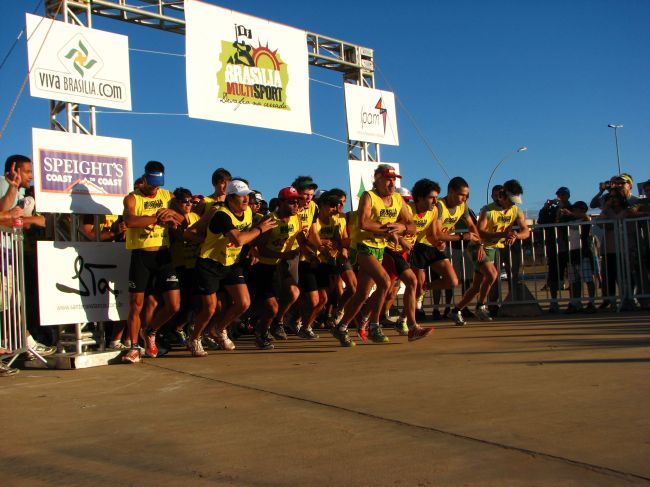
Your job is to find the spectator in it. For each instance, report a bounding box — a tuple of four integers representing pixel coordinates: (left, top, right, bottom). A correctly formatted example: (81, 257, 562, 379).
(562, 201, 597, 313)
(538, 186, 572, 312)
(590, 173, 640, 210)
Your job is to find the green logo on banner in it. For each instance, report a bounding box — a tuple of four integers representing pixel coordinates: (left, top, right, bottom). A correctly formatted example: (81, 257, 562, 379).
(216, 24, 290, 111)
(63, 40, 98, 77)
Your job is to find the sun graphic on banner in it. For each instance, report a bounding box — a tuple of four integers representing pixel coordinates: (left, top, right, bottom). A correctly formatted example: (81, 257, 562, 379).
(252, 44, 283, 70)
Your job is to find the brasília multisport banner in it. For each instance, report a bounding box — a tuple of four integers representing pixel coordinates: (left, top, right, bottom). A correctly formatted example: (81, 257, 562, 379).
(185, 0, 312, 134)
(25, 13, 131, 110)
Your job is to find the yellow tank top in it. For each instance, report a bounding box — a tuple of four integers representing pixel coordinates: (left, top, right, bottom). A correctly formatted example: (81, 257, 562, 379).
(298, 200, 317, 262)
(258, 212, 301, 265)
(171, 212, 201, 269)
(482, 203, 519, 248)
(356, 190, 403, 249)
(200, 206, 253, 266)
(409, 201, 437, 247)
(125, 188, 173, 250)
(437, 198, 465, 235)
(315, 214, 343, 263)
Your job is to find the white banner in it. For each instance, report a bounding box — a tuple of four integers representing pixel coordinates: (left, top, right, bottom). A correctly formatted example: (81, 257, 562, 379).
(32, 128, 133, 215)
(185, 0, 311, 134)
(347, 160, 401, 210)
(344, 84, 399, 146)
(26, 13, 131, 110)
(37, 242, 130, 326)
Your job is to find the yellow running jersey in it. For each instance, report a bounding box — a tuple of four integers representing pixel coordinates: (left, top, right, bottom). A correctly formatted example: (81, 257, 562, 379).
(409, 201, 437, 247)
(346, 210, 359, 250)
(171, 212, 201, 269)
(437, 198, 466, 236)
(200, 206, 253, 266)
(355, 190, 403, 249)
(481, 203, 519, 249)
(125, 188, 173, 250)
(315, 214, 344, 263)
(258, 212, 301, 265)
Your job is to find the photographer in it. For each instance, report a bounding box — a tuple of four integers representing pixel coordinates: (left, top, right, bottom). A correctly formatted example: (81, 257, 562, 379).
(590, 174, 640, 210)
(538, 187, 572, 312)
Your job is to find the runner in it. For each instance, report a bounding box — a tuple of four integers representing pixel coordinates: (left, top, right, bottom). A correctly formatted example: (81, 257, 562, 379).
(333, 164, 415, 346)
(122, 161, 184, 363)
(427, 176, 482, 325)
(185, 179, 276, 356)
(249, 187, 305, 349)
(451, 180, 530, 324)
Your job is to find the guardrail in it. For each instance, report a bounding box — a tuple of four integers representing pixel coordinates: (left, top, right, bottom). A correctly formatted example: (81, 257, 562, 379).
(1, 225, 28, 365)
(420, 216, 650, 316)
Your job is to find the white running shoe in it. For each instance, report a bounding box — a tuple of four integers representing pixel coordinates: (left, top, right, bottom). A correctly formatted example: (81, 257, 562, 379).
(476, 305, 493, 321)
(215, 329, 236, 351)
(450, 309, 466, 326)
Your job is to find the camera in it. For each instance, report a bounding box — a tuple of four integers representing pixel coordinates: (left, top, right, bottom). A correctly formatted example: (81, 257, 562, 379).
(599, 181, 612, 191)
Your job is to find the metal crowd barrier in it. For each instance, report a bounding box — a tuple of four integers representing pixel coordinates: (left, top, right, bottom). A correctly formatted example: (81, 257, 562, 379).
(420, 216, 650, 315)
(1, 225, 28, 365)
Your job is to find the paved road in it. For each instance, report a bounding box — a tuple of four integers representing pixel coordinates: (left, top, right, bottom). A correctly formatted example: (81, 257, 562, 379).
(2, 313, 649, 486)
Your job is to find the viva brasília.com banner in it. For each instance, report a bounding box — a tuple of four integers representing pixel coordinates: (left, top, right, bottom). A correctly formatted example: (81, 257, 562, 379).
(25, 13, 131, 110)
(185, 0, 311, 134)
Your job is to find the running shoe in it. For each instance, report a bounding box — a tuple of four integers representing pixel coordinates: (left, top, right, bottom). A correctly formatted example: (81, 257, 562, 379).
(215, 329, 236, 351)
(202, 335, 221, 350)
(108, 341, 128, 350)
(271, 323, 288, 340)
(254, 334, 274, 350)
(368, 325, 389, 343)
(144, 333, 158, 358)
(450, 309, 466, 326)
(285, 319, 302, 336)
(357, 324, 368, 342)
(188, 338, 208, 357)
(331, 326, 356, 347)
(408, 325, 434, 342)
(122, 348, 141, 363)
(0, 361, 19, 376)
(174, 329, 189, 346)
(297, 327, 319, 340)
(476, 305, 493, 321)
(395, 320, 409, 336)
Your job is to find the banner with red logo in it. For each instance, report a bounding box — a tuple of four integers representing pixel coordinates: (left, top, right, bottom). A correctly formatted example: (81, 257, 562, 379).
(344, 84, 399, 146)
(185, 0, 311, 134)
(32, 128, 133, 215)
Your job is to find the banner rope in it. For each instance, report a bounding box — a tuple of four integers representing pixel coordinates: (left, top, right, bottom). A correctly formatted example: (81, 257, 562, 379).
(374, 63, 450, 180)
(0, 1, 62, 143)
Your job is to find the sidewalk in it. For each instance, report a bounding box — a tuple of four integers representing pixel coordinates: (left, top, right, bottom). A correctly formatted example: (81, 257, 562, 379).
(2, 312, 649, 486)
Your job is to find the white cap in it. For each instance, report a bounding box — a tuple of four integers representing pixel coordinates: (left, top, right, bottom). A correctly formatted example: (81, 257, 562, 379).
(226, 180, 251, 196)
(396, 186, 413, 200)
(507, 192, 522, 204)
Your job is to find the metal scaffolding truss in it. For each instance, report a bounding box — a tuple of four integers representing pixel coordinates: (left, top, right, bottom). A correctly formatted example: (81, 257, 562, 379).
(45, 0, 381, 162)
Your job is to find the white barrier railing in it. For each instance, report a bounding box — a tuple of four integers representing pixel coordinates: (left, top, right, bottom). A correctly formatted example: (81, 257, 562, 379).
(1, 224, 28, 365)
(419, 216, 650, 315)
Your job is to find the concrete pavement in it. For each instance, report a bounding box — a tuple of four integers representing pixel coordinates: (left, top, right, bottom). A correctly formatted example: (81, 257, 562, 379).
(2, 312, 649, 486)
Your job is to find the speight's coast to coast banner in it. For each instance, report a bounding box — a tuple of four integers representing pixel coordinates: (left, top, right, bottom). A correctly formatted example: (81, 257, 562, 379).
(32, 128, 133, 215)
(26, 13, 131, 110)
(344, 84, 399, 146)
(185, 0, 312, 134)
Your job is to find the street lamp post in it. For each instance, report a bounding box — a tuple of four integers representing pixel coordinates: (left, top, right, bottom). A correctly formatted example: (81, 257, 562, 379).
(486, 146, 528, 204)
(607, 123, 623, 174)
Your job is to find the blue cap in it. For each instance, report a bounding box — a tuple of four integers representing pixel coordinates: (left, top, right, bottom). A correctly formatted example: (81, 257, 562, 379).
(144, 170, 164, 187)
(556, 186, 570, 197)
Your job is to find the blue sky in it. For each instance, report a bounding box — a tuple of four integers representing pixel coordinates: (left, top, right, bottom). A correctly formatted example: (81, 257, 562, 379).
(0, 0, 648, 217)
